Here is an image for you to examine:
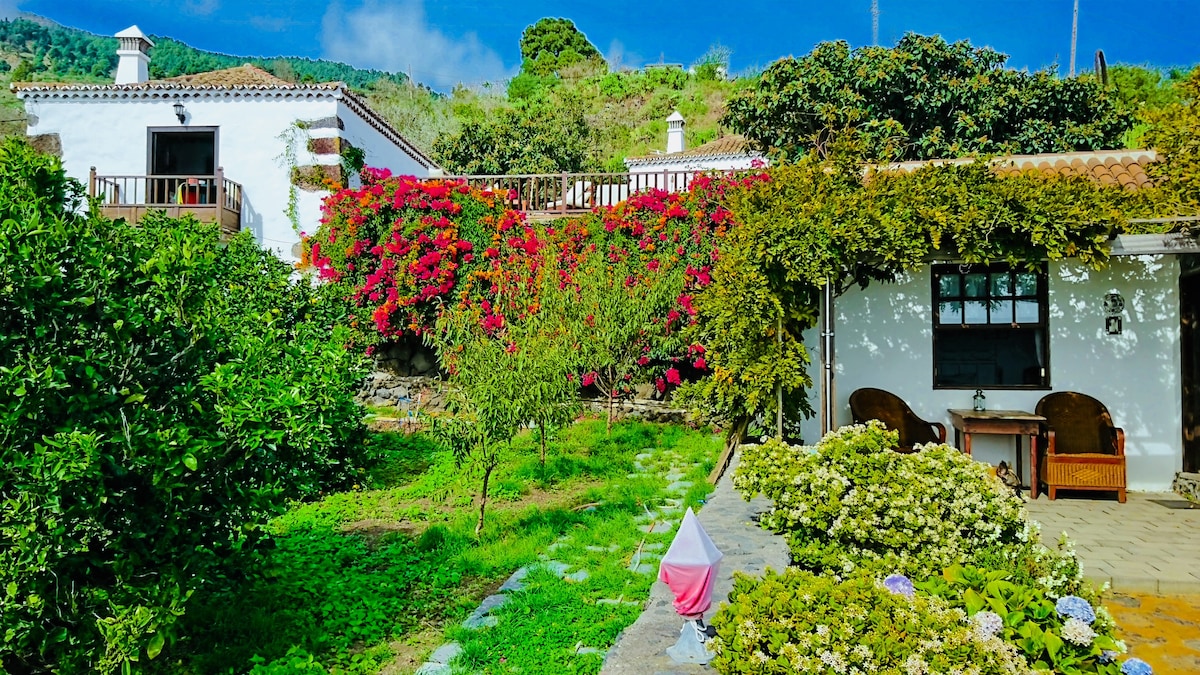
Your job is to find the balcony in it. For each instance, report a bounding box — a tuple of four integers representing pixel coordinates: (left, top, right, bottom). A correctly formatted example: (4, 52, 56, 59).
(451, 170, 708, 219)
(88, 168, 242, 238)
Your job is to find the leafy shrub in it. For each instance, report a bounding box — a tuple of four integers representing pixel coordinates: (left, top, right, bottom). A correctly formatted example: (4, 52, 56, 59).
(734, 422, 1027, 575)
(709, 568, 1031, 674)
(918, 565, 1129, 674)
(0, 139, 368, 672)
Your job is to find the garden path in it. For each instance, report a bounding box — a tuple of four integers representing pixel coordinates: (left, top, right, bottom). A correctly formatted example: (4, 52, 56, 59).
(599, 452, 789, 675)
(1025, 491, 1200, 594)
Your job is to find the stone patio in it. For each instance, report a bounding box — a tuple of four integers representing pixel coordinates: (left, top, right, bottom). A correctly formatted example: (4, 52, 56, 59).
(1025, 491, 1200, 594)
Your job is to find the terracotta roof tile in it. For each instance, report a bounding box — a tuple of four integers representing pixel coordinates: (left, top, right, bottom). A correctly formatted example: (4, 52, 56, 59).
(12, 65, 341, 92)
(626, 134, 761, 165)
(883, 150, 1158, 191)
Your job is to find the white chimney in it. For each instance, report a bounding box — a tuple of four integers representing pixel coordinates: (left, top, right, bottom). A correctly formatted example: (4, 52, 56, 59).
(114, 26, 154, 85)
(666, 111, 685, 154)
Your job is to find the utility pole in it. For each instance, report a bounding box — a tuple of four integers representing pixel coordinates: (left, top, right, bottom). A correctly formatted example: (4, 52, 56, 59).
(1069, 0, 1079, 77)
(871, 0, 880, 46)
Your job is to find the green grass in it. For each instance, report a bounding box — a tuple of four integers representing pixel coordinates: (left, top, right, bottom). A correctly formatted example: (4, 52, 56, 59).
(152, 418, 721, 674)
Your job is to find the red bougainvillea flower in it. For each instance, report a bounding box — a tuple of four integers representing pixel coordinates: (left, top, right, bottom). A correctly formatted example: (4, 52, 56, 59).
(694, 357, 707, 370)
(582, 372, 597, 387)
(666, 368, 682, 385)
(637, 356, 650, 366)
(655, 377, 667, 393)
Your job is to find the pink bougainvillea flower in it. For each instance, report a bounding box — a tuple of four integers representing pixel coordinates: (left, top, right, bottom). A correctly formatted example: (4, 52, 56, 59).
(694, 357, 706, 370)
(582, 372, 597, 387)
(666, 368, 681, 385)
(637, 356, 650, 366)
(655, 377, 667, 393)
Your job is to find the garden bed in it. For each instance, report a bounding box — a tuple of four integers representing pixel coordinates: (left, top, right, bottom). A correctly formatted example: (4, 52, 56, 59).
(152, 419, 720, 674)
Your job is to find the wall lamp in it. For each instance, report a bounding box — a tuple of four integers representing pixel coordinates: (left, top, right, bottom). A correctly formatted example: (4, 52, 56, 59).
(173, 102, 186, 124)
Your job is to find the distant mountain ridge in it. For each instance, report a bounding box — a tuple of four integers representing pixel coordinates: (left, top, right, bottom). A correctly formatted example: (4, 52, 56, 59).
(0, 16, 408, 88)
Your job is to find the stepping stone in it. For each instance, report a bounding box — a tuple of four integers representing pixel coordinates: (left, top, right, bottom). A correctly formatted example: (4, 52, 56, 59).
(499, 567, 528, 592)
(635, 452, 655, 461)
(414, 663, 451, 675)
(628, 562, 657, 575)
(576, 646, 604, 656)
(428, 642, 462, 664)
(638, 523, 661, 533)
(565, 570, 590, 582)
(667, 481, 694, 493)
(665, 472, 685, 482)
(461, 613, 498, 629)
(538, 560, 571, 577)
(586, 544, 620, 552)
(477, 594, 509, 613)
(643, 542, 666, 551)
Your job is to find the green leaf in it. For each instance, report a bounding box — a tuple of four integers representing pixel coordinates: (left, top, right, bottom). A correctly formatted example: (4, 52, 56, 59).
(183, 454, 198, 472)
(146, 632, 165, 660)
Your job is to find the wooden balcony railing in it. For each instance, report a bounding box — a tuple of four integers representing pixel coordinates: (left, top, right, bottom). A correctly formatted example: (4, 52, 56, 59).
(449, 170, 714, 217)
(89, 167, 242, 238)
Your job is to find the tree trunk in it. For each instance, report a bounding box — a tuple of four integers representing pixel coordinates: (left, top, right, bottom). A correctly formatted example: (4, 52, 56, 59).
(476, 461, 495, 538)
(538, 420, 547, 468)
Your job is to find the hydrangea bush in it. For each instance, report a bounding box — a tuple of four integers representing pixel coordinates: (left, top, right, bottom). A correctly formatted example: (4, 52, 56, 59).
(734, 422, 1027, 575)
(918, 566, 1129, 674)
(709, 569, 1032, 675)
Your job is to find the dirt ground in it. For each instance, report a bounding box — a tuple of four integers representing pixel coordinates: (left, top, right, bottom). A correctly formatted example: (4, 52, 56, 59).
(1107, 593, 1200, 674)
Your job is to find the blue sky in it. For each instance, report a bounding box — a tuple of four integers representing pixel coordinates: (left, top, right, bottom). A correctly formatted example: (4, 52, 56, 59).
(7, 0, 1200, 91)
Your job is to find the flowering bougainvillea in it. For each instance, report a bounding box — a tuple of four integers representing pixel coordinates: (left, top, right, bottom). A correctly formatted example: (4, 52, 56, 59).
(306, 168, 545, 343)
(307, 167, 769, 399)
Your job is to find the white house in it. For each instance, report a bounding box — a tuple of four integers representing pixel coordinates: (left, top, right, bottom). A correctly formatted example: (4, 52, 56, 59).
(14, 26, 440, 263)
(622, 111, 766, 193)
(797, 149, 1199, 494)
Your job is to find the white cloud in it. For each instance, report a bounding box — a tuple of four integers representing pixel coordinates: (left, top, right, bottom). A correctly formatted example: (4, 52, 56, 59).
(181, 0, 220, 16)
(320, 0, 512, 91)
(605, 39, 643, 71)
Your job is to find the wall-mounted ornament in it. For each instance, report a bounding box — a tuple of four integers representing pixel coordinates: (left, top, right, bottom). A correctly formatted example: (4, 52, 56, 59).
(1103, 292, 1124, 316)
(1106, 316, 1123, 335)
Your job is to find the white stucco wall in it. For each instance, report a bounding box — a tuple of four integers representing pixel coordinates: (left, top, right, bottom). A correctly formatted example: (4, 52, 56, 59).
(801, 256, 1183, 492)
(337, 99, 433, 179)
(23, 92, 436, 264)
(625, 155, 766, 192)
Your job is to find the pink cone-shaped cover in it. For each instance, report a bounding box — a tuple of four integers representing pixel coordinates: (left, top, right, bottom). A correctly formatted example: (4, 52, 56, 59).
(657, 507, 723, 617)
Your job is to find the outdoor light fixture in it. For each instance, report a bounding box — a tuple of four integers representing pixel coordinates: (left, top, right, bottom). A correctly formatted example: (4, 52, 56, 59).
(173, 102, 186, 124)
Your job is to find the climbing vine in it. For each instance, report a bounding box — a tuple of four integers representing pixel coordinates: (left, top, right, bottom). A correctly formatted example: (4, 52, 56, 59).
(276, 120, 309, 236)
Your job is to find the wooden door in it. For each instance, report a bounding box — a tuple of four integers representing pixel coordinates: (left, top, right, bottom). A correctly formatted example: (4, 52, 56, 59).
(1180, 269, 1200, 472)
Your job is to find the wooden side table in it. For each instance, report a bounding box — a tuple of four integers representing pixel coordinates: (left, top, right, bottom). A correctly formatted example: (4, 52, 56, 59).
(947, 409, 1046, 499)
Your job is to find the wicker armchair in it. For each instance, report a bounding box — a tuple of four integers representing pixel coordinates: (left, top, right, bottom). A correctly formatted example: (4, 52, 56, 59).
(1035, 392, 1126, 503)
(849, 388, 947, 453)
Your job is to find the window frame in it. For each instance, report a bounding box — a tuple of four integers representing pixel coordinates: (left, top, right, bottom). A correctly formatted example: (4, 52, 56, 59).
(931, 262, 1051, 390)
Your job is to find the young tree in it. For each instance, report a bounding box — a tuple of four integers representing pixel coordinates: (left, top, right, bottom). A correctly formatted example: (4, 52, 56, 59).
(519, 17, 605, 77)
(723, 33, 1133, 162)
(431, 97, 595, 174)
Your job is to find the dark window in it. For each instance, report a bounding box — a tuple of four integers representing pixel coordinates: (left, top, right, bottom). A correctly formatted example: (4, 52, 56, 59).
(932, 263, 1049, 389)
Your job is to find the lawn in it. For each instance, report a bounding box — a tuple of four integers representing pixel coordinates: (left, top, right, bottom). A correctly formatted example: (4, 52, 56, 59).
(152, 418, 721, 674)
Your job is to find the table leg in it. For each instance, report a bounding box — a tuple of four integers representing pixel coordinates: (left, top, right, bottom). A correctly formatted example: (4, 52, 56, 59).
(1029, 433, 1039, 499)
(1015, 435, 1024, 490)
(954, 427, 961, 451)
(963, 432, 972, 457)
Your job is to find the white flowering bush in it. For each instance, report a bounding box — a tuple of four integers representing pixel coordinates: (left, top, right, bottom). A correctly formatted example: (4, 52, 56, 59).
(709, 568, 1032, 675)
(735, 422, 1027, 575)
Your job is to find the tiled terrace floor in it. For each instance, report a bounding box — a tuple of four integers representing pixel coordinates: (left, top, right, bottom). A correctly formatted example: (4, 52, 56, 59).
(1025, 491, 1200, 594)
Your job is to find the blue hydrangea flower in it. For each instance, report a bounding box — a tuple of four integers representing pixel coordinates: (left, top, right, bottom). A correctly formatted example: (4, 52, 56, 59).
(1121, 657, 1153, 675)
(971, 611, 1004, 638)
(883, 574, 914, 598)
(1099, 650, 1118, 664)
(1055, 595, 1096, 624)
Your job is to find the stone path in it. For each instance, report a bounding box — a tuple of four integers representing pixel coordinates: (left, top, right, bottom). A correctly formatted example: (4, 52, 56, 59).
(599, 453, 790, 675)
(1025, 491, 1200, 594)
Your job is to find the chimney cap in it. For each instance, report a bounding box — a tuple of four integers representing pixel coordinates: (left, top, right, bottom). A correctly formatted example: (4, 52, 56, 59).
(115, 25, 155, 47)
(666, 110, 685, 123)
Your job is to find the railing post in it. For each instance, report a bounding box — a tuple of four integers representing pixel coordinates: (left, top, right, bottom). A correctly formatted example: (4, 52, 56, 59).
(663, 168, 669, 193)
(88, 166, 96, 198)
(561, 172, 568, 214)
(215, 167, 225, 210)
